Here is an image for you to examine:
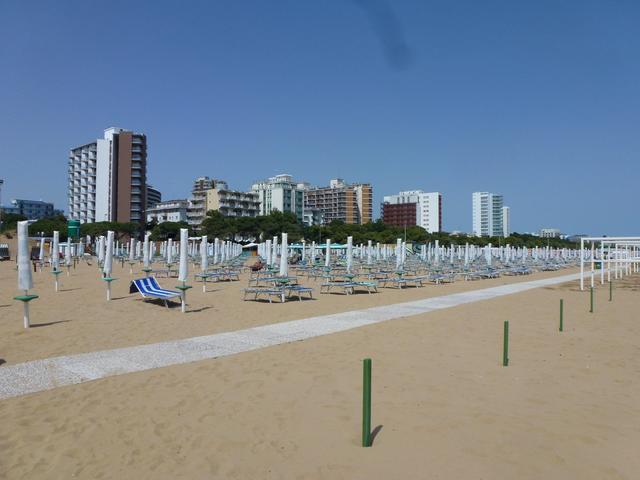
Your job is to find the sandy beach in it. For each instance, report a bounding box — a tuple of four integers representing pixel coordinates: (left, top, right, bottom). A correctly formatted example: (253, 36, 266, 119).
(1, 257, 639, 479)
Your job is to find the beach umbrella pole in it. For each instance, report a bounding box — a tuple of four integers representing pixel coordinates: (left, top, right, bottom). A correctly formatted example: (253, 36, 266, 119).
(559, 299, 564, 332)
(503, 321, 509, 366)
(362, 358, 372, 447)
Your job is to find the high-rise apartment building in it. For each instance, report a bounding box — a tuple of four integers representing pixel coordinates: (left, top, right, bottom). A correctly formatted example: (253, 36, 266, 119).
(147, 185, 162, 208)
(502, 206, 511, 237)
(186, 177, 216, 227)
(68, 127, 147, 224)
(187, 177, 261, 227)
(381, 190, 442, 232)
(304, 179, 372, 225)
(205, 180, 260, 218)
(251, 174, 305, 222)
(472, 192, 504, 237)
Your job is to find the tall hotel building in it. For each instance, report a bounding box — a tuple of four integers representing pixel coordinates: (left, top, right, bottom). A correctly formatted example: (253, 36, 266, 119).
(472, 192, 504, 237)
(382, 190, 442, 232)
(251, 174, 306, 223)
(305, 179, 372, 225)
(68, 127, 147, 223)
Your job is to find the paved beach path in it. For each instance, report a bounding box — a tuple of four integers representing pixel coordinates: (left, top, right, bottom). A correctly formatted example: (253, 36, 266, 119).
(0, 272, 581, 400)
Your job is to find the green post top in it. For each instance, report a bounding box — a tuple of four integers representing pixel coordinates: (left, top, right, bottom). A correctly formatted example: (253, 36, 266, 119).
(176, 285, 192, 291)
(142, 268, 153, 272)
(52, 270, 63, 276)
(14, 294, 39, 302)
(102, 277, 117, 282)
(68, 219, 81, 241)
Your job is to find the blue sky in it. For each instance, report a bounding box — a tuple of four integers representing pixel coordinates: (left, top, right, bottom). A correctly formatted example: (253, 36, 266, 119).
(1, 0, 639, 235)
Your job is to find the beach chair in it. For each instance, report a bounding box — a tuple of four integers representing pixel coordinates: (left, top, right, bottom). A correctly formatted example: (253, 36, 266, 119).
(243, 287, 286, 303)
(131, 277, 182, 308)
(0, 243, 9, 261)
(284, 285, 314, 301)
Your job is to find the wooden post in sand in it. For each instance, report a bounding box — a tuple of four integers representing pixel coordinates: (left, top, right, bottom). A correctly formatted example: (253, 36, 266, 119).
(502, 321, 509, 366)
(559, 299, 564, 332)
(362, 358, 372, 447)
(609, 280, 613, 302)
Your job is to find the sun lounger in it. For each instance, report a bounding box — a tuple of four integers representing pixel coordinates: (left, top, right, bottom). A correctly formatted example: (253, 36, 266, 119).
(428, 273, 455, 284)
(131, 277, 182, 307)
(284, 285, 314, 301)
(321, 281, 378, 294)
(243, 287, 286, 303)
(0, 243, 9, 261)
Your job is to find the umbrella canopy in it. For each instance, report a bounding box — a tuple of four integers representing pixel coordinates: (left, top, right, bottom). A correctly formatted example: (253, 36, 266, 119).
(103, 231, 114, 276)
(325, 239, 331, 267)
(52, 231, 60, 271)
(200, 235, 208, 272)
(143, 233, 150, 268)
(65, 240, 72, 266)
(279, 233, 288, 277)
(167, 238, 173, 264)
(17, 221, 33, 291)
(178, 228, 189, 282)
(38, 238, 45, 262)
(97, 235, 104, 265)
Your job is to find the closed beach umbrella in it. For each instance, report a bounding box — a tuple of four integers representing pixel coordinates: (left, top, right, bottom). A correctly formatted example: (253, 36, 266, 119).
(178, 228, 188, 282)
(395, 238, 402, 270)
(52, 231, 60, 271)
(17, 221, 34, 328)
(167, 238, 173, 264)
(143, 233, 150, 269)
(103, 231, 114, 276)
(38, 238, 45, 263)
(346, 236, 353, 273)
(325, 239, 331, 267)
(178, 228, 189, 312)
(271, 236, 278, 267)
(65, 240, 72, 268)
(97, 235, 104, 265)
(279, 233, 288, 277)
(129, 238, 135, 262)
(17, 221, 33, 292)
(200, 235, 208, 272)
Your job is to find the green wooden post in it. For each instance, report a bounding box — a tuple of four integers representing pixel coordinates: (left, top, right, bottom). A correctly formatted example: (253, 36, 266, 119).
(559, 299, 564, 332)
(503, 321, 509, 366)
(609, 280, 613, 302)
(590, 287, 594, 313)
(362, 358, 372, 447)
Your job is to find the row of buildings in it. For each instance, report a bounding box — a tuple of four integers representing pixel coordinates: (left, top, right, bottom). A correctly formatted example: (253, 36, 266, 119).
(65, 127, 520, 237)
(67, 127, 374, 229)
(146, 175, 373, 228)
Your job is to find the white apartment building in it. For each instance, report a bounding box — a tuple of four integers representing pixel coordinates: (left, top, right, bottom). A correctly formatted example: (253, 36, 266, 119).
(540, 228, 562, 238)
(502, 206, 511, 237)
(382, 190, 442, 232)
(251, 174, 305, 222)
(146, 199, 189, 224)
(68, 127, 147, 224)
(472, 192, 504, 237)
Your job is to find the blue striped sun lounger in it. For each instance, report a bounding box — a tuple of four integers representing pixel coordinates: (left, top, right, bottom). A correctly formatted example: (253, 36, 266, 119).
(132, 277, 182, 308)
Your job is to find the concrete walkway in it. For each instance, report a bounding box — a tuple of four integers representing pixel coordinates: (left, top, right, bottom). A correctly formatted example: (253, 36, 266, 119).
(0, 272, 581, 400)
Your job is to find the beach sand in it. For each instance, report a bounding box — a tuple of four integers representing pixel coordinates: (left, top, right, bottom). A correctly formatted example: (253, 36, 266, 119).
(1, 257, 639, 479)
